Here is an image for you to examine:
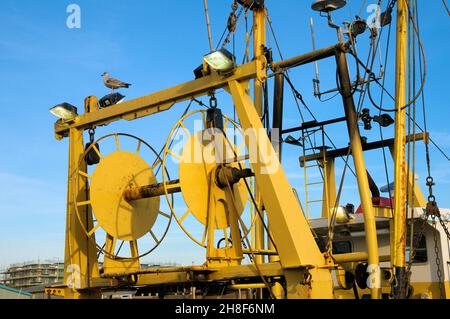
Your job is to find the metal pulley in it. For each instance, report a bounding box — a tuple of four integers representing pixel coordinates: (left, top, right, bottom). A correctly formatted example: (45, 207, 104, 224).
(206, 107, 224, 130)
(85, 129, 101, 166)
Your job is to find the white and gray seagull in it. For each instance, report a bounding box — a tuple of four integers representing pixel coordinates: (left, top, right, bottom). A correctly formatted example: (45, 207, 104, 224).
(102, 72, 132, 92)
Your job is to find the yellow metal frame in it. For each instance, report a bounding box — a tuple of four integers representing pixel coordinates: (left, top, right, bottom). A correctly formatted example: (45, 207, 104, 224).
(54, 55, 336, 298)
(51, 1, 425, 299)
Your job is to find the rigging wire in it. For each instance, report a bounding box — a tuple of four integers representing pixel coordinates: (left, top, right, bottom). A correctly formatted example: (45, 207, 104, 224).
(327, 0, 393, 249)
(349, 23, 450, 163)
(218, 128, 280, 299)
(366, 0, 427, 112)
(265, 8, 357, 178)
(154, 99, 195, 176)
(442, 0, 450, 15)
(377, 18, 395, 223)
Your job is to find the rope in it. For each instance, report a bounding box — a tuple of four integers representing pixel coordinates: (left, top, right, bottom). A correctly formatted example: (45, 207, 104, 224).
(442, 0, 450, 15)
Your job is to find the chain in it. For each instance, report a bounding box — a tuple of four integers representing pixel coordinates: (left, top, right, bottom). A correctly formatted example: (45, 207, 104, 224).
(397, 213, 426, 299)
(439, 216, 450, 239)
(432, 216, 445, 299)
(388, 0, 398, 12)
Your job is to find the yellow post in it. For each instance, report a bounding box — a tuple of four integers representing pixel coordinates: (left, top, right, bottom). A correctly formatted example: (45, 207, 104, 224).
(63, 128, 100, 298)
(253, 4, 284, 298)
(335, 49, 381, 299)
(321, 157, 336, 221)
(253, 3, 267, 267)
(389, 146, 427, 208)
(229, 79, 334, 299)
(392, 0, 409, 298)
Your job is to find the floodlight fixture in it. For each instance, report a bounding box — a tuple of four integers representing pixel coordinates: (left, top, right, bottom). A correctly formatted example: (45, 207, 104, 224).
(49, 103, 78, 121)
(203, 49, 236, 73)
(99, 92, 126, 109)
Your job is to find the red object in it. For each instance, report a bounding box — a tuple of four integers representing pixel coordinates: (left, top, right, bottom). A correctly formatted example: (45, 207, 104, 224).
(355, 197, 394, 214)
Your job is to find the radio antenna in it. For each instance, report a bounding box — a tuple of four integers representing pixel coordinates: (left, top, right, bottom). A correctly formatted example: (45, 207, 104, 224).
(310, 17, 321, 98)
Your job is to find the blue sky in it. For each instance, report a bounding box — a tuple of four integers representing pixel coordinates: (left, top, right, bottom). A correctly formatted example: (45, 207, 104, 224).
(0, 1, 449, 268)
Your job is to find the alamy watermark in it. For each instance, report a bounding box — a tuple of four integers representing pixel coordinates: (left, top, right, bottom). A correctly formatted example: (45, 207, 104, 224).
(366, 4, 383, 30)
(66, 4, 81, 29)
(66, 264, 81, 289)
(169, 121, 281, 175)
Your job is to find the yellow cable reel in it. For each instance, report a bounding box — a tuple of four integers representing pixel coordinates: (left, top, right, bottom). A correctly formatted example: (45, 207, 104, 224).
(162, 110, 256, 248)
(74, 133, 172, 260)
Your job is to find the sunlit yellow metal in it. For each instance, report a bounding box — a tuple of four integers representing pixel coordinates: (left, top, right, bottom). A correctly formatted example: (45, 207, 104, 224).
(389, 146, 427, 208)
(228, 79, 334, 298)
(90, 151, 159, 241)
(322, 158, 337, 221)
(54, 61, 259, 139)
(335, 48, 381, 299)
(102, 235, 141, 275)
(162, 110, 254, 250)
(205, 166, 244, 267)
(84, 96, 99, 114)
(73, 133, 172, 259)
(393, 0, 409, 273)
(252, 6, 267, 270)
(179, 131, 247, 229)
(63, 128, 101, 298)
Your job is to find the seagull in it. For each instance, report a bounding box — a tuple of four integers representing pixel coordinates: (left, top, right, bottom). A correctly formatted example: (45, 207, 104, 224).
(102, 72, 132, 92)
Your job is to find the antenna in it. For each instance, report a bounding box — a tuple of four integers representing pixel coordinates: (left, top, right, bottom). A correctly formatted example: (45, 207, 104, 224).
(310, 17, 321, 98)
(203, 0, 214, 52)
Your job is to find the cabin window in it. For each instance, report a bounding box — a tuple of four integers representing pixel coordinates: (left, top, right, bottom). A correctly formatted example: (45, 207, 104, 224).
(332, 241, 353, 254)
(406, 235, 427, 263)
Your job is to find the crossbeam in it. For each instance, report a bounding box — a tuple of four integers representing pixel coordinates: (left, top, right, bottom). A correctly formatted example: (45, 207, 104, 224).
(54, 61, 259, 139)
(282, 117, 346, 135)
(300, 132, 428, 166)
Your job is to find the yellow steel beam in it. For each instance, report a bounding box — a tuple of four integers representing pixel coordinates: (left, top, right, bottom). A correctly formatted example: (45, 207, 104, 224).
(322, 158, 337, 220)
(389, 146, 427, 208)
(392, 0, 409, 298)
(253, 6, 267, 269)
(335, 49, 381, 299)
(206, 262, 284, 282)
(54, 61, 259, 139)
(63, 128, 101, 298)
(131, 263, 284, 287)
(334, 253, 391, 264)
(229, 79, 333, 298)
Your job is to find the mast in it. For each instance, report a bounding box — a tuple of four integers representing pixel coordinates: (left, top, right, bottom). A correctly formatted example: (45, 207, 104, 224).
(252, 0, 266, 269)
(393, 0, 409, 298)
(252, 1, 284, 299)
(203, 0, 214, 52)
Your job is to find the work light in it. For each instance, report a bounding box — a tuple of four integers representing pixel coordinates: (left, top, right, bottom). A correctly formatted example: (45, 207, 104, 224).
(99, 92, 125, 108)
(203, 49, 236, 73)
(49, 103, 78, 121)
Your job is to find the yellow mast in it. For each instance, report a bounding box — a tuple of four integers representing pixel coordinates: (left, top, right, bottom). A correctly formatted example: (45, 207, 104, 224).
(393, 0, 409, 298)
(252, 1, 266, 267)
(252, 2, 283, 298)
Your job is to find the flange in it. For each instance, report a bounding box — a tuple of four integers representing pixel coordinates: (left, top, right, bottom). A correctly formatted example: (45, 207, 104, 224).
(179, 130, 247, 229)
(90, 151, 160, 241)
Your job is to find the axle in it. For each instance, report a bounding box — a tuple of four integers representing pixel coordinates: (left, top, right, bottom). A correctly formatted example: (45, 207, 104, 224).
(124, 167, 254, 201)
(123, 179, 181, 201)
